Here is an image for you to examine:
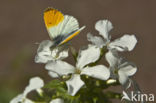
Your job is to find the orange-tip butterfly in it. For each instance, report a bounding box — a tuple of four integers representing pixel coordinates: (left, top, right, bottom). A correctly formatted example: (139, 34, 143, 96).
(43, 8, 85, 47)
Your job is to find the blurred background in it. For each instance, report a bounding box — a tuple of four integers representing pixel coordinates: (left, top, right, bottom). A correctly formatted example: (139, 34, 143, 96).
(0, 0, 156, 102)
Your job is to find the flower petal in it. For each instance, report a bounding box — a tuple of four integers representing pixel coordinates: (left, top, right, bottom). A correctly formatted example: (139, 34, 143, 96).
(35, 40, 54, 63)
(50, 48, 68, 60)
(66, 74, 84, 96)
(35, 40, 68, 63)
(118, 70, 128, 85)
(119, 63, 137, 77)
(10, 94, 34, 103)
(23, 77, 44, 96)
(95, 20, 113, 41)
(48, 71, 59, 78)
(76, 45, 100, 69)
(45, 61, 75, 76)
(87, 33, 105, 47)
(118, 60, 137, 85)
(50, 98, 64, 103)
(109, 35, 137, 51)
(105, 50, 119, 67)
(57, 49, 68, 60)
(81, 65, 110, 80)
(10, 94, 24, 103)
(37, 40, 53, 52)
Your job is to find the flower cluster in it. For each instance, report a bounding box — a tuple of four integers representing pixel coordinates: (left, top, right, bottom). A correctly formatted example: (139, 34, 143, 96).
(10, 20, 143, 103)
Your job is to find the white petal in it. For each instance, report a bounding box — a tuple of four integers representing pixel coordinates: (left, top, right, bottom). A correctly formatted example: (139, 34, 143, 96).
(76, 45, 100, 69)
(10, 94, 34, 103)
(118, 70, 128, 85)
(95, 20, 113, 41)
(105, 50, 119, 67)
(66, 74, 84, 96)
(121, 91, 131, 101)
(119, 64, 137, 77)
(50, 48, 68, 60)
(48, 71, 59, 78)
(109, 35, 137, 51)
(35, 40, 54, 63)
(35, 54, 52, 64)
(10, 94, 24, 103)
(37, 40, 53, 52)
(35, 40, 68, 63)
(45, 61, 75, 76)
(23, 77, 44, 96)
(119, 62, 136, 88)
(87, 33, 105, 47)
(81, 65, 110, 80)
(50, 98, 64, 103)
(57, 50, 68, 60)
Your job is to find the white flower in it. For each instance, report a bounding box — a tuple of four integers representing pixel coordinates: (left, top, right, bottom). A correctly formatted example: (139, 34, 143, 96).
(105, 50, 137, 88)
(10, 94, 34, 103)
(35, 40, 68, 63)
(50, 98, 64, 103)
(45, 45, 110, 96)
(48, 71, 60, 78)
(87, 20, 137, 52)
(10, 77, 44, 103)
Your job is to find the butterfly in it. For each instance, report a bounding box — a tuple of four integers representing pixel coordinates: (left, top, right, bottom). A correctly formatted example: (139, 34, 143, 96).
(43, 8, 85, 47)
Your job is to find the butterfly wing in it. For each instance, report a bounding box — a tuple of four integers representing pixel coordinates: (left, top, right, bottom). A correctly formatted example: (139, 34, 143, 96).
(60, 26, 85, 45)
(44, 8, 85, 45)
(44, 8, 65, 39)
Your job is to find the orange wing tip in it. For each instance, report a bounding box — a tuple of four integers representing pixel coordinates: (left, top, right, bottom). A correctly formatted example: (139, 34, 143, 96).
(44, 8, 64, 28)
